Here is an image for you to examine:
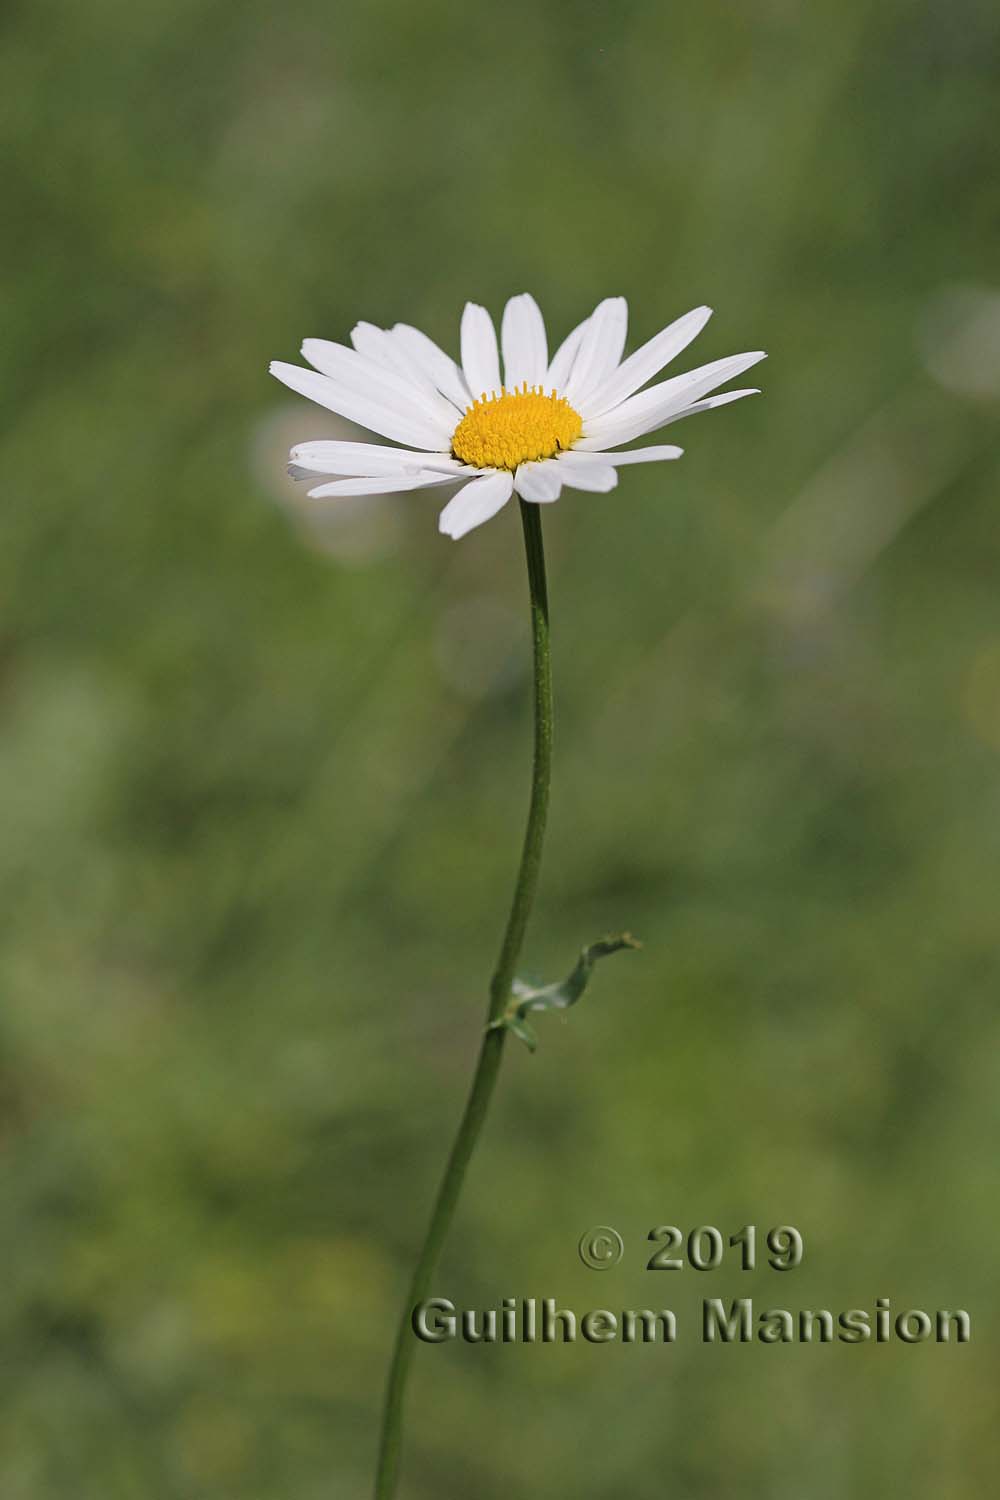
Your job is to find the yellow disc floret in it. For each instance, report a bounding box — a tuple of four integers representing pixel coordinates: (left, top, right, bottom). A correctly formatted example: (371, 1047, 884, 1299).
(452, 383, 583, 471)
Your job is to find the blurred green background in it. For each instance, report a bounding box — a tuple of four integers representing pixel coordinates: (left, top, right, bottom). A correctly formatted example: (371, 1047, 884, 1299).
(3, 0, 1000, 1495)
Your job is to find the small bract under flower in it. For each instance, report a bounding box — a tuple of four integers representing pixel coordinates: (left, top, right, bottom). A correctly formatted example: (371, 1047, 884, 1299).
(270, 294, 764, 540)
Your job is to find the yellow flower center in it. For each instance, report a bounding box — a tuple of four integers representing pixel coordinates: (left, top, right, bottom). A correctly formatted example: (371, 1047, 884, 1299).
(451, 384, 583, 471)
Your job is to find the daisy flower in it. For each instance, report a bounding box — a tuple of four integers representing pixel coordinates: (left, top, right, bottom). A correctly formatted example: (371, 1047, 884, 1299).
(270, 295, 764, 541)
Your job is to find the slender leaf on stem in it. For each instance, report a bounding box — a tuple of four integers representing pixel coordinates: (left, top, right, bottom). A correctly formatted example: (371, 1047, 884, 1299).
(490, 932, 641, 1050)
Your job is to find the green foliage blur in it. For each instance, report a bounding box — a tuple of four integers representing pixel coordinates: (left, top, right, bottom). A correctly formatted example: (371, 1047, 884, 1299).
(3, 0, 1000, 1495)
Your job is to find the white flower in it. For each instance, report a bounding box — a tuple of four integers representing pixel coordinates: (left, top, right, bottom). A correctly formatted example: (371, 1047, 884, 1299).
(270, 296, 764, 541)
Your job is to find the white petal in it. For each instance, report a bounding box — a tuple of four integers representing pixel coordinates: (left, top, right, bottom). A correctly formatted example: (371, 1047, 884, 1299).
(561, 444, 684, 467)
(514, 460, 562, 503)
(557, 459, 618, 494)
(460, 303, 502, 401)
(546, 315, 590, 391)
(501, 293, 548, 391)
(576, 387, 760, 450)
(307, 471, 456, 499)
(302, 338, 456, 436)
(665, 388, 760, 419)
(270, 361, 448, 450)
(563, 297, 628, 405)
(391, 323, 472, 410)
(289, 440, 467, 478)
(579, 306, 713, 418)
(579, 353, 766, 449)
(438, 470, 514, 539)
(349, 321, 397, 365)
(350, 322, 459, 409)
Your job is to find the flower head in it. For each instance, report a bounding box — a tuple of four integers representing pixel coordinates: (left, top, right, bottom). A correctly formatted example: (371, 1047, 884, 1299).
(270, 295, 764, 540)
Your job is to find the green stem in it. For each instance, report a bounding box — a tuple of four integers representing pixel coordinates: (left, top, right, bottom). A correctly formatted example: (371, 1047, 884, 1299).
(373, 500, 553, 1500)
